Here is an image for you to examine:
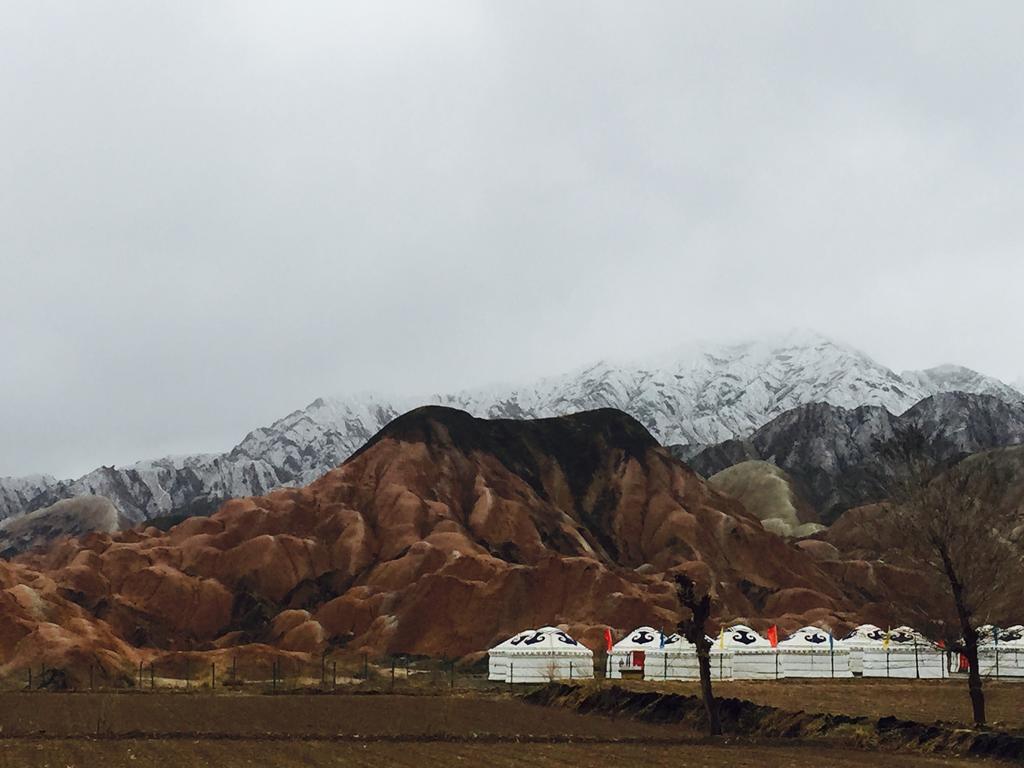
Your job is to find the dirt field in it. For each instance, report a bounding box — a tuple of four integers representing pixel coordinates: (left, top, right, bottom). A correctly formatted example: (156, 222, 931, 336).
(0, 739, 979, 768)
(0, 687, 1013, 767)
(629, 678, 1024, 730)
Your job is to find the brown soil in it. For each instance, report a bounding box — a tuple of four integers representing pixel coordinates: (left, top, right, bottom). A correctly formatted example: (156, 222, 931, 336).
(0, 739, 974, 768)
(625, 678, 1024, 731)
(0, 688, 1007, 768)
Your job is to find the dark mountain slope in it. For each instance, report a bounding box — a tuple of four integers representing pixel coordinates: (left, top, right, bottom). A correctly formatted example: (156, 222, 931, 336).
(685, 393, 1024, 524)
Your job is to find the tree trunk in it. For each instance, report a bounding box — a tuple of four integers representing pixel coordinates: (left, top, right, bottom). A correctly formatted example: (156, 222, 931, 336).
(962, 631, 986, 727)
(941, 546, 986, 727)
(696, 639, 721, 736)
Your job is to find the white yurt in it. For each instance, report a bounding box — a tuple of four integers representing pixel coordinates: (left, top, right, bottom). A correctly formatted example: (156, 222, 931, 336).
(778, 626, 852, 678)
(862, 626, 946, 679)
(643, 632, 736, 681)
(487, 629, 536, 681)
(978, 625, 1024, 678)
(607, 626, 664, 679)
(719, 625, 781, 680)
(500, 626, 594, 683)
(840, 624, 885, 675)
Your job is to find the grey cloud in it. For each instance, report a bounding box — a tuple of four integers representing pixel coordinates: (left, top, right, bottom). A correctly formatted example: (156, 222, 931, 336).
(2, 1, 1022, 477)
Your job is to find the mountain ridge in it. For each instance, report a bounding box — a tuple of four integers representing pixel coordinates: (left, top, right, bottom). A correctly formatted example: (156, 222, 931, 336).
(3, 331, 1021, 526)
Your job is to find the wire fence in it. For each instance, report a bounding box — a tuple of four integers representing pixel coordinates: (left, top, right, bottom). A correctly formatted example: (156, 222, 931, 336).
(5, 647, 1022, 693)
(5, 654, 507, 694)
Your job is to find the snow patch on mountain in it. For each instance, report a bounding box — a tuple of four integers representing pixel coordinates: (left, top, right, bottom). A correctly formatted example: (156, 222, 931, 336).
(901, 364, 1023, 404)
(3, 331, 1022, 525)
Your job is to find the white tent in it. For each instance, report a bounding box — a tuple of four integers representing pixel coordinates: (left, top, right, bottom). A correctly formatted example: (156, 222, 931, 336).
(487, 629, 535, 681)
(635, 631, 735, 681)
(778, 626, 851, 678)
(719, 625, 781, 680)
(499, 626, 594, 683)
(978, 625, 1024, 678)
(862, 626, 946, 679)
(607, 626, 663, 679)
(839, 624, 885, 675)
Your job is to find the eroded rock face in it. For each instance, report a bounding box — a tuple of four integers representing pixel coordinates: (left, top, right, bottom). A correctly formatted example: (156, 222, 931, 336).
(0, 406, 959, 672)
(688, 393, 1024, 524)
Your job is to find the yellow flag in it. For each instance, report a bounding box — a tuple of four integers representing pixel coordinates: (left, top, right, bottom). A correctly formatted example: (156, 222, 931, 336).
(718, 627, 725, 650)
(883, 628, 890, 650)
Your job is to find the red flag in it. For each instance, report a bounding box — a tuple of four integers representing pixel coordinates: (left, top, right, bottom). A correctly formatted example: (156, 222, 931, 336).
(604, 627, 613, 652)
(766, 625, 779, 648)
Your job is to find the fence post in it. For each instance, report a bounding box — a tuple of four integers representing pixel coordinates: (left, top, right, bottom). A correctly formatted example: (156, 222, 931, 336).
(151, 664, 155, 689)
(391, 658, 396, 690)
(509, 661, 513, 694)
(232, 655, 238, 684)
(211, 663, 215, 690)
(89, 664, 94, 691)
(272, 660, 277, 693)
(27, 667, 31, 690)
(569, 661, 573, 681)
(332, 661, 337, 689)
(886, 649, 890, 678)
(363, 653, 368, 681)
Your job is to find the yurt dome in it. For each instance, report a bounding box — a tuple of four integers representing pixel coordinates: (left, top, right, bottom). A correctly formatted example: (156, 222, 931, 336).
(613, 626, 664, 652)
(977, 625, 1024, 645)
(500, 626, 593, 683)
(887, 626, 926, 645)
(720, 625, 772, 649)
(843, 624, 885, 644)
(778, 626, 851, 678)
(779, 626, 833, 648)
(1000, 625, 1024, 643)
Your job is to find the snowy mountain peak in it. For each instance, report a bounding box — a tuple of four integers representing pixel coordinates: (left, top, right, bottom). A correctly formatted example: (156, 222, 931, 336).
(901, 365, 1023, 404)
(3, 332, 1021, 525)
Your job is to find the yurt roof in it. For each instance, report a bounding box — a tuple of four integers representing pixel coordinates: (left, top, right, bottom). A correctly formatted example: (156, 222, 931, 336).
(887, 626, 927, 645)
(980, 625, 1024, 646)
(614, 628, 694, 652)
(490, 629, 536, 652)
(504, 626, 593, 655)
(720, 624, 771, 649)
(779, 626, 836, 649)
(659, 633, 694, 650)
(612, 626, 662, 652)
(841, 624, 885, 646)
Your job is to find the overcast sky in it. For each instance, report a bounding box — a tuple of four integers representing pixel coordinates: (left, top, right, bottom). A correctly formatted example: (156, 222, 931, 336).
(2, 1, 1023, 479)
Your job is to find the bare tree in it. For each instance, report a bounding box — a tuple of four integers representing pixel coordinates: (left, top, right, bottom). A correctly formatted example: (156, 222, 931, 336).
(674, 572, 721, 736)
(884, 430, 1022, 727)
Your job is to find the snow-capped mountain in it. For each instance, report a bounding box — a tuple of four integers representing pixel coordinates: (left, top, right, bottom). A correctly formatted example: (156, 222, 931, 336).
(3, 331, 1022, 525)
(0, 474, 57, 520)
(901, 364, 1024, 405)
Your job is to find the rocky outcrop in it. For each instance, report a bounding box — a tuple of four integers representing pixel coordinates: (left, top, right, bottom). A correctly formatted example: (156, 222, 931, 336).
(707, 461, 823, 538)
(0, 406, 906, 672)
(688, 393, 1024, 524)
(0, 496, 124, 558)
